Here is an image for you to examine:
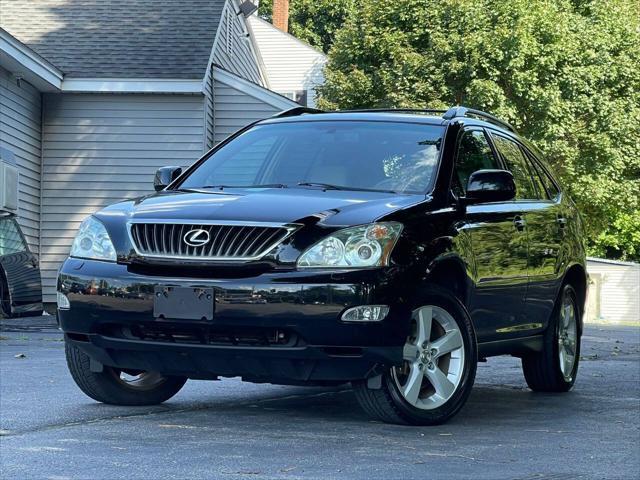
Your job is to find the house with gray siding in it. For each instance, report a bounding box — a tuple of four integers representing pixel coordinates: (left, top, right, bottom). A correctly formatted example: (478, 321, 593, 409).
(0, 0, 297, 303)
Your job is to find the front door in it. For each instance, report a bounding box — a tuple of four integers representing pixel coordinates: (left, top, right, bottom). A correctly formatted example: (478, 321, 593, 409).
(452, 129, 529, 341)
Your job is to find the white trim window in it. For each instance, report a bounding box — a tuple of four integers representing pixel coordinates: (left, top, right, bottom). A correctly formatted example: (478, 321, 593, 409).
(282, 90, 309, 107)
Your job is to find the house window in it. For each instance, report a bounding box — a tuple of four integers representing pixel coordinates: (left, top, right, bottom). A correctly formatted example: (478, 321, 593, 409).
(283, 90, 308, 106)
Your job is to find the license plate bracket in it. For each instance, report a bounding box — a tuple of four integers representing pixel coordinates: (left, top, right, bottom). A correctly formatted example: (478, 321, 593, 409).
(153, 286, 214, 321)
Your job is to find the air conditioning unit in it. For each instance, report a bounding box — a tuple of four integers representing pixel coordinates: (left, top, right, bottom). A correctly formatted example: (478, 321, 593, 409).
(0, 157, 19, 213)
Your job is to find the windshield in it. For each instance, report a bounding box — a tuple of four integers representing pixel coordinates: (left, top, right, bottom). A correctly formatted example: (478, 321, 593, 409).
(178, 120, 445, 194)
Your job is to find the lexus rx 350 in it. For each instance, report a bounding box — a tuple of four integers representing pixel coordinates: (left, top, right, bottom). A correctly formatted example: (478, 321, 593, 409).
(57, 106, 586, 425)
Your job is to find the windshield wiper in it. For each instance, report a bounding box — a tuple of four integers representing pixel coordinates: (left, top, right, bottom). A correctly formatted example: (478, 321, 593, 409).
(297, 182, 398, 194)
(297, 182, 344, 190)
(199, 183, 288, 190)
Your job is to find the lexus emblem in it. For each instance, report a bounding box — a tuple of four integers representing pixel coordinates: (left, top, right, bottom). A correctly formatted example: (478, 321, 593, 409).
(183, 229, 210, 247)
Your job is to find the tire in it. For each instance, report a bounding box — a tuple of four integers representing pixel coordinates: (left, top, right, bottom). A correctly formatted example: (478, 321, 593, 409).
(65, 341, 187, 405)
(0, 272, 11, 318)
(522, 284, 581, 392)
(354, 290, 477, 425)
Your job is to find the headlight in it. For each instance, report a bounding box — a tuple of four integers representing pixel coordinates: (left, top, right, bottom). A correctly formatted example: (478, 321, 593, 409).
(297, 222, 403, 268)
(70, 216, 116, 262)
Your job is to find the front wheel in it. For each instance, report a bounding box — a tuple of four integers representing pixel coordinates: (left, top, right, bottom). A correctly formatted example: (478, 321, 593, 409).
(65, 342, 187, 405)
(354, 292, 477, 425)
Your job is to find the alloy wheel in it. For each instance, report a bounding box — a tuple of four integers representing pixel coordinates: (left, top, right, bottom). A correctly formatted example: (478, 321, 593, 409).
(392, 305, 465, 410)
(557, 293, 578, 381)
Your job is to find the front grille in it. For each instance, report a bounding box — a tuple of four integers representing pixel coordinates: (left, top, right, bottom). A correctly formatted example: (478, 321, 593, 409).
(129, 222, 296, 261)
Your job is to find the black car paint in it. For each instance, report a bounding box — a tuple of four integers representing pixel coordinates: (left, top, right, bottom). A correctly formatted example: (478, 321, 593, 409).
(57, 112, 587, 384)
(0, 215, 43, 316)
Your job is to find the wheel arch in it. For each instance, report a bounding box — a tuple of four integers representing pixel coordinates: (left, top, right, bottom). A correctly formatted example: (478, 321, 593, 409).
(562, 263, 588, 335)
(563, 263, 587, 314)
(424, 255, 473, 308)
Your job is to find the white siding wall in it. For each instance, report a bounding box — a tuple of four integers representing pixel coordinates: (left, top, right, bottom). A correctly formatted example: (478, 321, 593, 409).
(212, 2, 263, 85)
(587, 259, 640, 324)
(213, 79, 282, 144)
(247, 16, 326, 107)
(0, 65, 42, 252)
(40, 93, 206, 301)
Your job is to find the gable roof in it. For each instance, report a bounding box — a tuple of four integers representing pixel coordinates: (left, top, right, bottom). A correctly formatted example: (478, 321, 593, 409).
(0, 0, 226, 79)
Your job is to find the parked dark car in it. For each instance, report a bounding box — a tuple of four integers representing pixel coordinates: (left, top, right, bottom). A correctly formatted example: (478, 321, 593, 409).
(57, 107, 587, 425)
(0, 213, 43, 318)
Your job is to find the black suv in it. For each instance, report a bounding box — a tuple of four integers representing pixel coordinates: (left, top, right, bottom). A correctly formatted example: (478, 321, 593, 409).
(58, 106, 586, 425)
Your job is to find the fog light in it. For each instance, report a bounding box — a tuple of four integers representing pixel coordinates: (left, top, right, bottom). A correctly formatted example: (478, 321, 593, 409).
(341, 305, 389, 322)
(57, 292, 70, 310)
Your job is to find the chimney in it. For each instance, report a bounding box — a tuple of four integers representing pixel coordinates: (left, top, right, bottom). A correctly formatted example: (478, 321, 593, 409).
(273, 0, 289, 32)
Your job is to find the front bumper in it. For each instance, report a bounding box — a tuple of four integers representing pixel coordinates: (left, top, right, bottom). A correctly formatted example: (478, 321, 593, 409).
(58, 258, 411, 384)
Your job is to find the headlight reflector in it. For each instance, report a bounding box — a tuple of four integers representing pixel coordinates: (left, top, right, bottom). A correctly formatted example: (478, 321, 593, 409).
(57, 291, 70, 310)
(70, 216, 116, 262)
(297, 222, 402, 268)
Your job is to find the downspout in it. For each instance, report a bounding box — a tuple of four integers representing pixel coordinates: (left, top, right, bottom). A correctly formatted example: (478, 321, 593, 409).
(38, 91, 45, 261)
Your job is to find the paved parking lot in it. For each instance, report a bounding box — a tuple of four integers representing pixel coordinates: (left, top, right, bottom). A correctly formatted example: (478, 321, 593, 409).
(1, 316, 638, 480)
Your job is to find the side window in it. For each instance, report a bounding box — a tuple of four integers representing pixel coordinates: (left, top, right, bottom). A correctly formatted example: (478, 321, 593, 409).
(453, 130, 499, 195)
(0, 218, 27, 256)
(491, 134, 538, 200)
(533, 158, 560, 200)
(524, 147, 561, 200)
(541, 170, 560, 199)
(525, 158, 549, 199)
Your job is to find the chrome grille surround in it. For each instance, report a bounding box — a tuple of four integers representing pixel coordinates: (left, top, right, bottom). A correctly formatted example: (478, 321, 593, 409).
(128, 220, 301, 261)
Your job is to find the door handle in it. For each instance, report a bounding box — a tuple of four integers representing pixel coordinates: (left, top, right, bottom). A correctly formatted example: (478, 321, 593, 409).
(513, 216, 526, 231)
(557, 216, 567, 228)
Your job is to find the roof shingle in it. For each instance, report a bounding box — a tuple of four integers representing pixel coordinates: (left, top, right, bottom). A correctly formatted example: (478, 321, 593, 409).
(0, 0, 226, 79)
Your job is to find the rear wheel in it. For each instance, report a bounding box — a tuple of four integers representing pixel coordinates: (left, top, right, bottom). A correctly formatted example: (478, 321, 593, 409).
(65, 341, 187, 405)
(354, 292, 477, 425)
(522, 284, 581, 392)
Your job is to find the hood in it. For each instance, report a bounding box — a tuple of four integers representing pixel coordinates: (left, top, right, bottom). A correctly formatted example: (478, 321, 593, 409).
(98, 188, 426, 227)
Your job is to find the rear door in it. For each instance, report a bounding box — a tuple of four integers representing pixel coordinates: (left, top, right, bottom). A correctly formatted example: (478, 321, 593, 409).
(520, 150, 565, 328)
(453, 129, 529, 341)
(489, 132, 560, 334)
(0, 217, 42, 315)
(484, 131, 541, 337)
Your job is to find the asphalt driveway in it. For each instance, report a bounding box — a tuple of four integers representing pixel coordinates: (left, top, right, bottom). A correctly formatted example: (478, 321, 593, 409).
(0, 316, 638, 480)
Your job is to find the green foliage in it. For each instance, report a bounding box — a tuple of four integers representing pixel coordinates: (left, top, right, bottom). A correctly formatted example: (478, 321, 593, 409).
(258, 0, 354, 52)
(318, 0, 640, 261)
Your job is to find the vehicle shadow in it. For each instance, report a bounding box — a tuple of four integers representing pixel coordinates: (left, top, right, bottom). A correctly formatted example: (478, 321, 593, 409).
(145, 381, 582, 432)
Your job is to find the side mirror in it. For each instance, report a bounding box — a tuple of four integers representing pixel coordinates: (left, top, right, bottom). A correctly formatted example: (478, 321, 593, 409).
(463, 169, 516, 204)
(153, 166, 182, 191)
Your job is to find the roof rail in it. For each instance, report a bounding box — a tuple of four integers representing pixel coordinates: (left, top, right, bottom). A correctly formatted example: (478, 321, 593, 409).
(442, 106, 516, 132)
(339, 108, 448, 116)
(271, 105, 516, 132)
(272, 107, 323, 118)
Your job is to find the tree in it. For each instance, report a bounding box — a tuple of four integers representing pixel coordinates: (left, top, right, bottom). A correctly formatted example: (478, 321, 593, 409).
(258, 0, 354, 53)
(318, 0, 640, 261)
